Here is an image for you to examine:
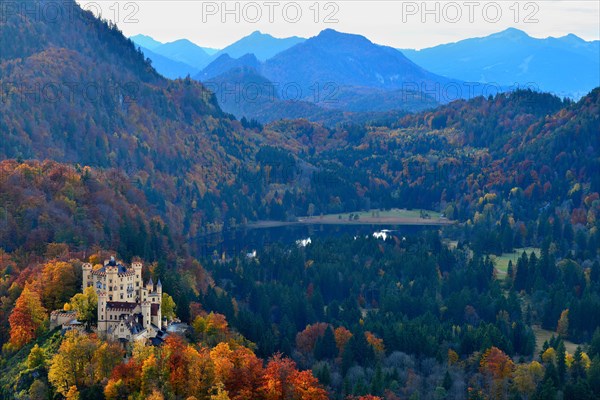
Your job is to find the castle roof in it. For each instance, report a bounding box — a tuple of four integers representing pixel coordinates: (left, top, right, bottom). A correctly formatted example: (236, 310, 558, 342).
(106, 301, 138, 311)
(95, 263, 128, 274)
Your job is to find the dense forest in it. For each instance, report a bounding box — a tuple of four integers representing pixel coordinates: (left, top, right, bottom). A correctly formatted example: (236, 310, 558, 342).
(0, 0, 599, 399)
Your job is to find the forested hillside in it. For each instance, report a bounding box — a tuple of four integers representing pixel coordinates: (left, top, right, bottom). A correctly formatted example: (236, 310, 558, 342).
(0, 1, 599, 399)
(2, 1, 598, 245)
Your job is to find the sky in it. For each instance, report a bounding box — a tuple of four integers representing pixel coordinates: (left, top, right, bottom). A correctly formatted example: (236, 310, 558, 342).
(76, 0, 600, 49)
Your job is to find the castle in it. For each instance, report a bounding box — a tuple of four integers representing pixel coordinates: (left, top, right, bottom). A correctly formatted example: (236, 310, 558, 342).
(80, 257, 164, 342)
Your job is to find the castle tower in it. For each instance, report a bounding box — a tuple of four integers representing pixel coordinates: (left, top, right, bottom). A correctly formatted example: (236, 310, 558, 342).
(106, 261, 118, 302)
(132, 261, 143, 299)
(82, 263, 93, 290)
(97, 291, 108, 333)
(141, 301, 151, 330)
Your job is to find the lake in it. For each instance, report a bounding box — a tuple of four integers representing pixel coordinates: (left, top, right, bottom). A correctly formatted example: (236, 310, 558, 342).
(190, 223, 435, 259)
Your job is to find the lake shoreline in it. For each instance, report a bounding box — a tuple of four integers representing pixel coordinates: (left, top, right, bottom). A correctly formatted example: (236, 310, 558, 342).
(245, 216, 455, 229)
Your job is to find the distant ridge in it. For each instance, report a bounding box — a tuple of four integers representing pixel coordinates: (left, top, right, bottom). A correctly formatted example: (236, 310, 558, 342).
(401, 28, 600, 98)
(214, 30, 305, 61)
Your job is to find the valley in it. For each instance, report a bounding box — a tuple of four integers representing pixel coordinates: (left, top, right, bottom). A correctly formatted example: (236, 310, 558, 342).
(0, 1, 599, 399)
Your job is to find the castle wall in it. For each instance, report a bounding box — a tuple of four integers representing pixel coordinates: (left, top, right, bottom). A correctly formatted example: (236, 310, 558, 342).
(90, 259, 162, 341)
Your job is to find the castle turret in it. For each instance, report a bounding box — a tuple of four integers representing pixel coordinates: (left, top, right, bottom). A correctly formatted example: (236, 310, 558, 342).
(156, 279, 162, 295)
(132, 261, 142, 299)
(141, 301, 151, 330)
(97, 291, 108, 333)
(146, 278, 154, 292)
(106, 260, 118, 302)
(82, 263, 93, 290)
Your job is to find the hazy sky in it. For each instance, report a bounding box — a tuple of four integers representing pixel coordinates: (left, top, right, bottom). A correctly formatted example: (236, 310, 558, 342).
(77, 1, 600, 49)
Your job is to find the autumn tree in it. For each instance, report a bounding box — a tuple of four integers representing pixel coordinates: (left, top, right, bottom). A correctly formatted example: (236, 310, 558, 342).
(40, 260, 78, 310)
(365, 331, 385, 359)
(66, 385, 80, 400)
(48, 331, 121, 396)
(210, 382, 231, 400)
(104, 378, 129, 400)
(29, 380, 49, 400)
(141, 353, 162, 397)
(202, 342, 263, 400)
(192, 312, 229, 345)
(69, 286, 98, 329)
(288, 369, 328, 400)
(480, 347, 515, 399)
(334, 327, 353, 356)
(513, 361, 544, 399)
(161, 292, 177, 321)
(164, 335, 209, 398)
(109, 358, 143, 396)
(262, 353, 327, 400)
(557, 309, 569, 337)
(93, 341, 125, 381)
(8, 282, 48, 348)
(296, 323, 329, 356)
(448, 349, 459, 365)
(27, 344, 46, 370)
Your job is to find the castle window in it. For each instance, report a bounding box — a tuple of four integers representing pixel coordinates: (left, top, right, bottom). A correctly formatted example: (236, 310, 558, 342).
(110, 315, 112, 320)
(120, 294, 123, 299)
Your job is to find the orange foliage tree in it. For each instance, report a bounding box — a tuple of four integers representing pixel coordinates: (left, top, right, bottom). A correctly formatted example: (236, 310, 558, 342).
(261, 353, 328, 400)
(296, 323, 329, 356)
(334, 327, 353, 357)
(480, 346, 515, 399)
(8, 282, 47, 348)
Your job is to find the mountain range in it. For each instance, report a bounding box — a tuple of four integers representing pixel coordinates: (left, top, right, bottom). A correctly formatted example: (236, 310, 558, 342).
(214, 30, 305, 61)
(131, 28, 599, 122)
(130, 31, 305, 78)
(195, 29, 451, 121)
(401, 28, 600, 99)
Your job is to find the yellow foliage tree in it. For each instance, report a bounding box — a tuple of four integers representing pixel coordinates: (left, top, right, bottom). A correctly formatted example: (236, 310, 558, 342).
(542, 347, 556, 363)
(40, 261, 78, 310)
(69, 286, 98, 329)
(448, 349, 459, 366)
(557, 309, 569, 337)
(65, 386, 80, 400)
(513, 361, 544, 398)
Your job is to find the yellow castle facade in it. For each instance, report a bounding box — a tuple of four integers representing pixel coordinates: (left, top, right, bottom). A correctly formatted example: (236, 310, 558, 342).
(81, 256, 163, 342)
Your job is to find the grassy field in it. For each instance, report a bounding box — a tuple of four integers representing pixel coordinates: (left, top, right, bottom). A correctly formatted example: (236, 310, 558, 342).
(491, 247, 541, 280)
(532, 325, 580, 355)
(311, 208, 442, 221)
(249, 208, 452, 229)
